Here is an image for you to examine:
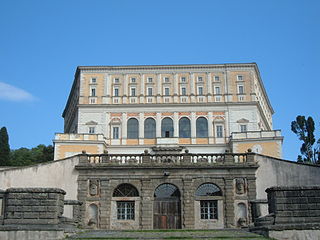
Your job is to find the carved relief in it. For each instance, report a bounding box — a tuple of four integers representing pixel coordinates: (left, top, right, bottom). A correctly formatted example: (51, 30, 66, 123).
(235, 178, 246, 195)
(89, 179, 100, 196)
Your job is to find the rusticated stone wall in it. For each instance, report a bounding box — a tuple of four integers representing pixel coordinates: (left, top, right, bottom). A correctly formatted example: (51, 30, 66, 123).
(3, 188, 65, 225)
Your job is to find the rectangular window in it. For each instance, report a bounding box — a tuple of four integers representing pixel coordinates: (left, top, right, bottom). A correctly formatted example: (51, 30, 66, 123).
(113, 127, 119, 139)
(114, 78, 120, 83)
(117, 201, 135, 220)
(131, 78, 136, 83)
(200, 200, 218, 219)
(181, 77, 186, 82)
(198, 87, 203, 95)
(181, 87, 186, 96)
(91, 88, 96, 97)
(147, 77, 153, 83)
(131, 88, 136, 96)
(114, 88, 119, 97)
(164, 88, 170, 96)
(91, 78, 97, 83)
(240, 124, 247, 132)
(198, 76, 203, 82)
(214, 86, 221, 95)
(237, 75, 243, 81)
(216, 125, 223, 138)
(147, 87, 153, 96)
(89, 127, 95, 134)
(238, 85, 244, 94)
(164, 77, 170, 83)
(214, 76, 220, 82)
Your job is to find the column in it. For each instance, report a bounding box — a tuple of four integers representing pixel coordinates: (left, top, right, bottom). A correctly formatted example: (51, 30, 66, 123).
(139, 113, 144, 144)
(173, 112, 179, 138)
(121, 113, 127, 144)
(123, 74, 128, 104)
(140, 74, 145, 103)
(190, 73, 196, 103)
(173, 73, 179, 103)
(105, 112, 110, 140)
(208, 112, 214, 144)
(156, 113, 161, 138)
(207, 72, 212, 102)
(104, 74, 111, 104)
(140, 179, 153, 229)
(191, 112, 196, 144)
(99, 178, 110, 228)
(157, 74, 162, 103)
(225, 178, 235, 228)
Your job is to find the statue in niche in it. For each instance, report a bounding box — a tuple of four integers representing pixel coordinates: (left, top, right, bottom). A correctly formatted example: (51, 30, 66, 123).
(89, 179, 99, 196)
(235, 178, 246, 195)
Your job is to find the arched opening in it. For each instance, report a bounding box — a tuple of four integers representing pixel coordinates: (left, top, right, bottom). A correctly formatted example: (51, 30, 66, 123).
(194, 183, 224, 228)
(179, 117, 191, 138)
(161, 117, 174, 138)
(144, 118, 156, 139)
(196, 117, 208, 138)
(87, 203, 99, 228)
(127, 118, 139, 139)
(153, 183, 181, 229)
(113, 184, 139, 221)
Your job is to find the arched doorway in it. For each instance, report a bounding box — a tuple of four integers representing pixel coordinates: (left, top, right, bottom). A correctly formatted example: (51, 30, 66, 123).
(153, 183, 181, 229)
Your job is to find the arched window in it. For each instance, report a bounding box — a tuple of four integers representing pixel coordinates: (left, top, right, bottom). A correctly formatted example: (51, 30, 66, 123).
(113, 183, 139, 197)
(154, 183, 180, 198)
(196, 183, 222, 220)
(196, 117, 208, 138)
(179, 117, 191, 138)
(195, 183, 222, 197)
(144, 118, 156, 139)
(161, 117, 174, 138)
(127, 118, 139, 139)
(113, 184, 138, 220)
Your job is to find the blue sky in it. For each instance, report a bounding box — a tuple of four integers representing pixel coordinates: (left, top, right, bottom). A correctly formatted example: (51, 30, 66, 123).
(0, 0, 319, 161)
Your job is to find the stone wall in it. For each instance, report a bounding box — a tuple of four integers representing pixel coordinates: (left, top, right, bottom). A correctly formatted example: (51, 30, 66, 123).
(3, 188, 65, 225)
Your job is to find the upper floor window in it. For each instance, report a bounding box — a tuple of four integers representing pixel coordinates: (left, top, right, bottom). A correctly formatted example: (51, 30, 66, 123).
(147, 77, 153, 83)
(114, 78, 120, 83)
(91, 88, 96, 97)
(214, 86, 221, 95)
(161, 117, 174, 138)
(89, 127, 95, 134)
(131, 78, 136, 83)
(198, 86, 203, 95)
(113, 127, 119, 139)
(198, 76, 203, 82)
(114, 88, 119, 97)
(91, 78, 97, 83)
(237, 75, 243, 81)
(147, 87, 153, 96)
(216, 125, 223, 138)
(238, 85, 244, 94)
(196, 117, 208, 138)
(144, 118, 156, 139)
(214, 76, 220, 82)
(181, 87, 186, 96)
(240, 124, 247, 132)
(131, 88, 136, 97)
(164, 77, 170, 83)
(127, 118, 139, 139)
(181, 77, 186, 83)
(164, 88, 170, 96)
(179, 117, 191, 138)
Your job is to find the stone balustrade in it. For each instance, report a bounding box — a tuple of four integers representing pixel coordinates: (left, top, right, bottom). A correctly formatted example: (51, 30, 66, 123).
(80, 152, 254, 165)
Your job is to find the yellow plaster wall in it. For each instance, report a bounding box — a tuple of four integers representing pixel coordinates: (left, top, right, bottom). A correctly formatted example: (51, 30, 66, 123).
(196, 138, 209, 144)
(179, 138, 191, 144)
(127, 139, 139, 145)
(82, 73, 105, 104)
(235, 141, 280, 159)
(144, 139, 156, 145)
(57, 145, 99, 159)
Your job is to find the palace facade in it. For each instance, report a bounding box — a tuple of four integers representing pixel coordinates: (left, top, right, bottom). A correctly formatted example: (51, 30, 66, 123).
(54, 63, 282, 159)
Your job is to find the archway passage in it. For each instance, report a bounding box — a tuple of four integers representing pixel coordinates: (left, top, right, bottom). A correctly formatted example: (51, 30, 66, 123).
(153, 183, 181, 229)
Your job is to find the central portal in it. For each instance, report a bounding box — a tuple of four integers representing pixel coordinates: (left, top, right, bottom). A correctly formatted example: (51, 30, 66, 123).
(153, 183, 181, 229)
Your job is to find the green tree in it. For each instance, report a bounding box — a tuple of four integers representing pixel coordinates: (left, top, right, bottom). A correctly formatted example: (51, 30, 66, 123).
(291, 116, 319, 163)
(0, 127, 10, 166)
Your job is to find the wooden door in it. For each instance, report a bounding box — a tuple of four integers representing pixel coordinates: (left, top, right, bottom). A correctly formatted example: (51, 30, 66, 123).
(153, 198, 181, 229)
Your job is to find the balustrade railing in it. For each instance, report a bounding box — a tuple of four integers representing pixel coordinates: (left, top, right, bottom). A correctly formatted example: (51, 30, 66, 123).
(82, 152, 254, 165)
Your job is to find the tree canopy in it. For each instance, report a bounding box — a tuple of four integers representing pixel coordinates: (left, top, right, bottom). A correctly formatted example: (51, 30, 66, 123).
(291, 115, 319, 164)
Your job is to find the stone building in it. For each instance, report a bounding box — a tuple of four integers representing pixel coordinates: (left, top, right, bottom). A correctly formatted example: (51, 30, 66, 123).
(50, 63, 288, 230)
(54, 63, 283, 160)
